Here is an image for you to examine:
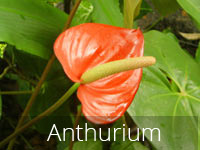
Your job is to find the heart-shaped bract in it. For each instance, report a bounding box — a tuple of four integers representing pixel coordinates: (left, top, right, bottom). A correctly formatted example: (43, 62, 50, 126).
(54, 23, 144, 124)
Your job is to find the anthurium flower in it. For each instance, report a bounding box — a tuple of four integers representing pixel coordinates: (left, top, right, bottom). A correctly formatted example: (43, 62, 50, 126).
(54, 23, 144, 124)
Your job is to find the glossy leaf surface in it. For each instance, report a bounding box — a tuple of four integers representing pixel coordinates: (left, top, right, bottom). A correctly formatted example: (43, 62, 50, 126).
(54, 23, 144, 124)
(128, 31, 200, 150)
(0, 0, 67, 59)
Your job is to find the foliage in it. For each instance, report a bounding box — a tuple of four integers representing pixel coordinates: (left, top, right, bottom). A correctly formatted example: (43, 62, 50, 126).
(90, 0, 124, 27)
(128, 30, 200, 150)
(72, 0, 94, 25)
(196, 42, 200, 63)
(136, 0, 152, 19)
(0, 0, 200, 149)
(111, 140, 149, 150)
(0, 0, 67, 59)
(151, 0, 180, 16)
(65, 140, 102, 150)
(124, 0, 142, 28)
(177, 0, 200, 28)
(0, 43, 7, 58)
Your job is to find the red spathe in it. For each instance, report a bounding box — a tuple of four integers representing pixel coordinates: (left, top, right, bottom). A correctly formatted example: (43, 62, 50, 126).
(54, 23, 144, 124)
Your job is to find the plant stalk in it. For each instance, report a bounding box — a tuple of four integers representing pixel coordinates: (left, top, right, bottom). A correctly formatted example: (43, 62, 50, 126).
(69, 106, 82, 150)
(7, 0, 82, 149)
(122, 115, 128, 133)
(63, 0, 82, 31)
(0, 83, 80, 148)
(6, 54, 56, 150)
(0, 91, 33, 95)
(2, 55, 156, 148)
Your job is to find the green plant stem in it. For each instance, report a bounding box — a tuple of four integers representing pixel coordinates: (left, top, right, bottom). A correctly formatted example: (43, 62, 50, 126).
(122, 115, 128, 135)
(6, 118, 33, 150)
(0, 90, 33, 95)
(7, 54, 56, 150)
(123, 0, 142, 29)
(63, 0, 82, 31)
(0, 83, 80, 148)
(0, 66, 12, 79)
(69, 106, 82, 150)
(7, 0, 82, 149)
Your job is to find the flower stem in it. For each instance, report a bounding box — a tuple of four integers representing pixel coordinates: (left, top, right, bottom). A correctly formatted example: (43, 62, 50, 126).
(81, 56, 156, 84)
(0, 83, 80, 148)
(63, 0, 82, 31)
(6, 54, 56, 150)
(122, 115, 128, 134)
(0, 90, 33, 95)
(69, 106, 82, 150)
(7, 0, 82, 149)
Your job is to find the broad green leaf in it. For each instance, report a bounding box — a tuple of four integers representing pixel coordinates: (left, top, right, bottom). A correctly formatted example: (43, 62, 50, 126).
(177, 0, 200, 28)
(124, 0, 142, 28)
(151, 0, 180, 16)
(65, 140, 102, 150)
(128, 31, 200, 150)
(195, 42, 200, 63)
(0, 0, 67, 59)
(111, 140, 149, 150)
(90, 0, 124, 27)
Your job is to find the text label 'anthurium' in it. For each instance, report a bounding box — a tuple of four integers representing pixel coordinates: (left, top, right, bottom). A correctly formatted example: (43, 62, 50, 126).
(54, 23, 155, 124)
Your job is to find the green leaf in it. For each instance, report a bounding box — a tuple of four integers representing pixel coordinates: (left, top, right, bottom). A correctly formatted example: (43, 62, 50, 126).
(128, 31, 200, 150)
(15, 60, 74, 133)
(151, 0, 180, 16)
(6, 46, 47, 77)
(124, 0, 142, 28)
(177, 0, 200, 28)
(0, 43, 7, 58)
(111, 140, 149, 150)
(0, 0, 67, 59)
(30, 63, 74, 133)
(42, 0, 63, 3)
(72, 0, 94, 25)
(90, 0, 124, 27)
(65, 140, 102, 150)
(57, 132, 71, 150)
(195, 41, 200, 63)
